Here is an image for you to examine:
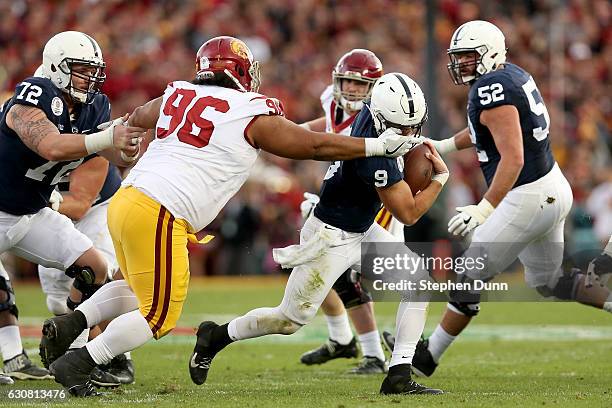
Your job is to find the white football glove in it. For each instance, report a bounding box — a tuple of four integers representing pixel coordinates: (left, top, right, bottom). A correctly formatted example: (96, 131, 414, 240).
(365, 129, 423, 158)
(49, 189, 63, 212)
(300, 192, 320, 219)
(447, 199, 494, 237)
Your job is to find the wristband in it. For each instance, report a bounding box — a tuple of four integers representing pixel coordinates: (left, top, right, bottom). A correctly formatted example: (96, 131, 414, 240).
(85, 126, 114, 154)
(299, 123, 311, 130)
(431, 172, 449, 187)
(364, 138, 383, 157)
(431, 137, 458, 155)
(477, 198, 495, 217)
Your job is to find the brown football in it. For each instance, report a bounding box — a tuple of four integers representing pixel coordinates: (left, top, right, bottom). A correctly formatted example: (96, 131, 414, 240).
(403, 143, 433, 193)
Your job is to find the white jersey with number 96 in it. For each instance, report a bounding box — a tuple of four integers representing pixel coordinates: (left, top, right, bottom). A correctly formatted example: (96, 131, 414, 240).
(123, 81, 284, 231)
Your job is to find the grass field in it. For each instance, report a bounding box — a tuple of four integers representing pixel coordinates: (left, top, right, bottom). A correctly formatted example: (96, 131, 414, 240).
(1, 276, 611, 407)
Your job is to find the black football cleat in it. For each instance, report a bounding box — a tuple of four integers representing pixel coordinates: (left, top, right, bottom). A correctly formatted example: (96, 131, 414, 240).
(411, 338, 438, 377)
(300, 337, 358, 365)
(3, 351, 53, 380)
(381, 331, 395, 354)
(40, 312, 86, 369)
(189, 321, 219, 385)
(380, 365, 443, 395)
(107, 354, 135, 385)
(89, 366, 121, 388)
(348, 356, 388, 374)
(50, 348, 98, 397)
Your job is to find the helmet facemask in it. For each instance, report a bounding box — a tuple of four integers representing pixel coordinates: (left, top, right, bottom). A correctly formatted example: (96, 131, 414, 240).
(59, 59, 106, 104)
(447, 45, 490, 85)
(333, 74, 376, 112)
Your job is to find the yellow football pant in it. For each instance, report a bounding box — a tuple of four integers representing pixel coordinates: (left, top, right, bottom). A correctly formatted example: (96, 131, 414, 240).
(107, 186, 190, 339)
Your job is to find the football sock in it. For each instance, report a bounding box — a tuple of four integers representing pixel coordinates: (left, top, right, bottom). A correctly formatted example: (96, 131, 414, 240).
(69, 329, 90, 350)
(0, 325, 22, 361)
(604, 294, 612, 314)
(427, 324, 457, 363)
(77, 280, 138, 327)
(86, 310, 152, 366)
(358, 330, 385, 361)
(326, 312, 353, 345)
(389, 301, 427, 368)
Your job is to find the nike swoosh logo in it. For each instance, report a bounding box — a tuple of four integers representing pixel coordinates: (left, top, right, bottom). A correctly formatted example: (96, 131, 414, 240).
(385, 142, 405, 155)
(190, 353, 199, 368)
(463, 216, 472, 224)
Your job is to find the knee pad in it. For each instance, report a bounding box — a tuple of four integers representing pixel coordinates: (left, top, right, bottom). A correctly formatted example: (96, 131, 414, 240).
(447, 301, 481, 317)
(47, 295, 70, 315)
(65, 264, 96, 285)
(73, 278, 104, 301)
(332, 269, 372, 309)
(537, 268, 582, 300)
(0, 277, 18, 318)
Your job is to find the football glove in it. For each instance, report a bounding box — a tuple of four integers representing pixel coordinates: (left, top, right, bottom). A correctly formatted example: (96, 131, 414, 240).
(300, 192, 320, 219)
(49, 189, 63, 212)
(448, 199, 494, 237)
(365, 129, 423, 158)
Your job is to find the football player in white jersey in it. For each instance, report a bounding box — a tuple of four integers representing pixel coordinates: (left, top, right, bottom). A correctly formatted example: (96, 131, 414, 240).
(39, 36, 421, 396)
(298, 49, 397, 374)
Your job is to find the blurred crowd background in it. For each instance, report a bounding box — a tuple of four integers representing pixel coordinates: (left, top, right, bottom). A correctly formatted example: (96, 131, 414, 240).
(0, 0, 610, 277)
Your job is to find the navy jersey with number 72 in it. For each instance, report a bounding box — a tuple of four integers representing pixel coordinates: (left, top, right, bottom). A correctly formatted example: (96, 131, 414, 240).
(467, 62, 554, 187)
(0, 77, 110, 215)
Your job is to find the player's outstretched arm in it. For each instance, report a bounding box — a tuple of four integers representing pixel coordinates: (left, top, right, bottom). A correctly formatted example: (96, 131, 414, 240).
(376, 141, 448, 225)
(128, 96, 163, 129)
(429, 127, 472, 154)
(480, 105, 524, 207)
(7, 105, 144, 161)
(249, 115, 411, 161)
(53, 156, 108, 221)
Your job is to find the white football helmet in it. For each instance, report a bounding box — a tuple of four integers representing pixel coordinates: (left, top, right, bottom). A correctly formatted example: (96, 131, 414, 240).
(42, 31, 106, 104)
(369, 73, 427, 137)
(447, 20, 507, 85)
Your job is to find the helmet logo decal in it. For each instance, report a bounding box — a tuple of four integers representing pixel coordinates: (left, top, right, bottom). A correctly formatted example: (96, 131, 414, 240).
(230, 39, 250, 60)
(394, 74, 415, 117)
(199, 56, 210, 69)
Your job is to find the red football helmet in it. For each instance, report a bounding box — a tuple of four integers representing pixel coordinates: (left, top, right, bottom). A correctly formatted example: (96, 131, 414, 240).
(332, 49, 383, 112)
(195, 36, 261, 92)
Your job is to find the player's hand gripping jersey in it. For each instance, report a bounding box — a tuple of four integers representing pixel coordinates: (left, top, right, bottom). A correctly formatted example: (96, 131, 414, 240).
(0, 77, 110, 215)
(123, 81, 284, 232)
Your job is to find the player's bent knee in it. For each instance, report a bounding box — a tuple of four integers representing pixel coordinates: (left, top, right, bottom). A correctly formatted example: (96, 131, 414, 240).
(0, 277, 18, 319)
(333, 269, 372, 309)
(448, 301, 481, 317)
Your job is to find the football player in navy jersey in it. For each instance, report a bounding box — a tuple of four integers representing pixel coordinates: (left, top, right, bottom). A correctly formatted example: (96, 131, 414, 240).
(399, 20, 612, 378)
(0, 31, 145, 381)
(189, 73, 449, 395)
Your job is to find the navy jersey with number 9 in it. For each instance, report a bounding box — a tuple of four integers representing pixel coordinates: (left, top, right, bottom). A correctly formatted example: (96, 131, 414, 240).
(314, 105, 403, 233)
(0, 77, 110, 215)
(467, 62, 554, 187)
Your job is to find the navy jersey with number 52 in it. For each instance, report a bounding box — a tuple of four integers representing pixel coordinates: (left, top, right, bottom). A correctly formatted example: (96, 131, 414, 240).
(314, 105, 403, 233)
(467, 63, 554, 187)
(0, 77, 110, 215)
